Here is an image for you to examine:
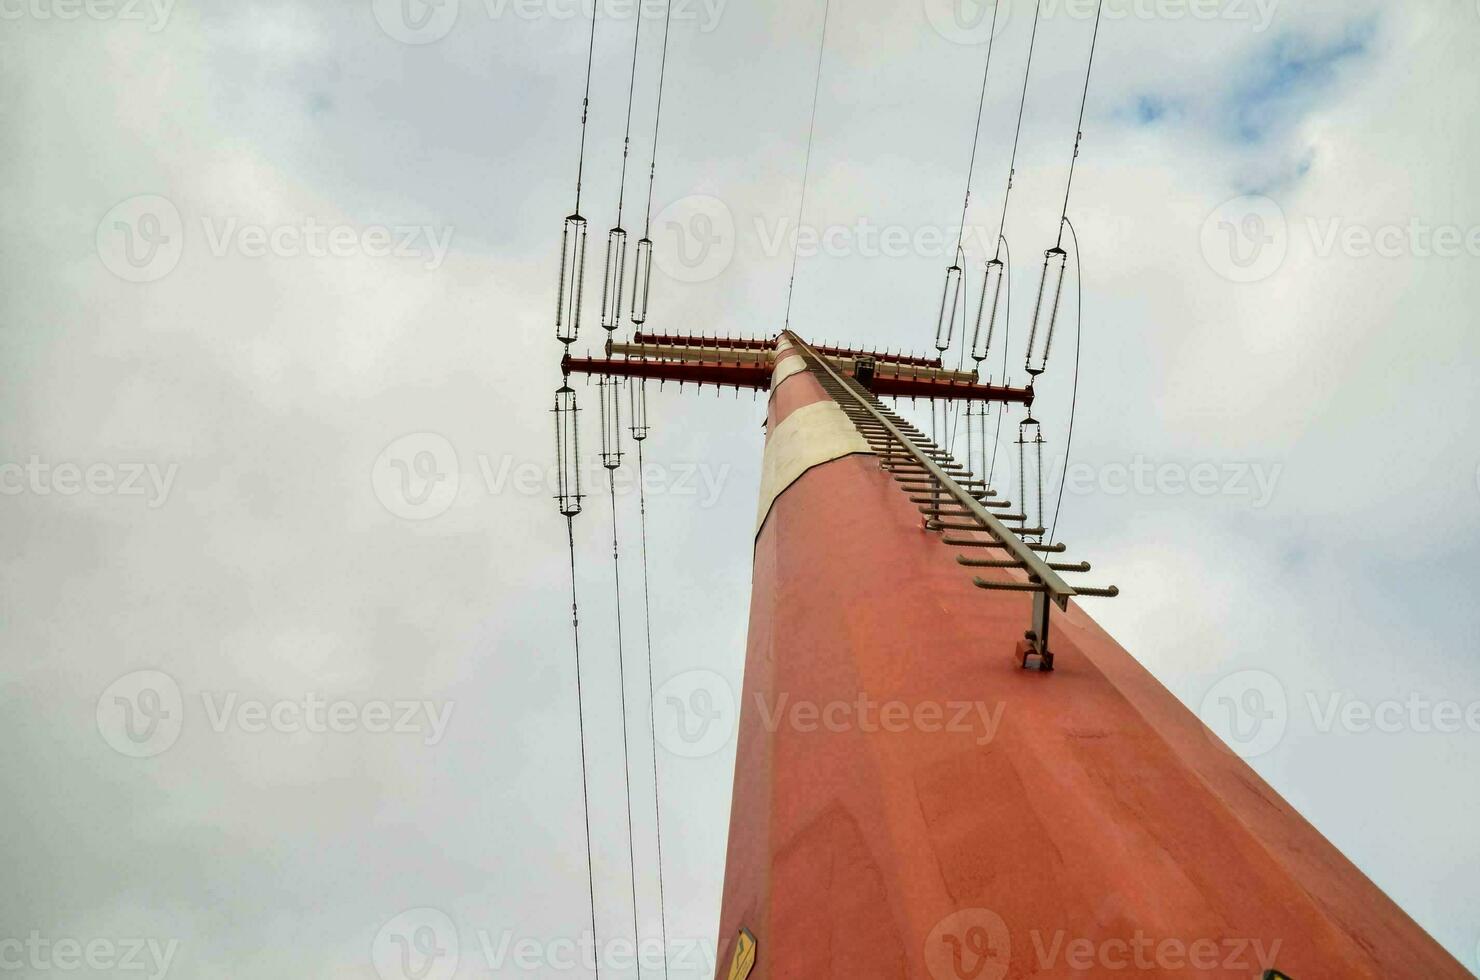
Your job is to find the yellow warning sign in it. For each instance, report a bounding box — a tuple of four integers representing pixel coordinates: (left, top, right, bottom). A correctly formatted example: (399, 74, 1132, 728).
(727, 928, 757, 980)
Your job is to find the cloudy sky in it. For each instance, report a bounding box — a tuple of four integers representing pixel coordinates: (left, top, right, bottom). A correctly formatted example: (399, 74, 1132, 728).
(2, 0, 1479, 976)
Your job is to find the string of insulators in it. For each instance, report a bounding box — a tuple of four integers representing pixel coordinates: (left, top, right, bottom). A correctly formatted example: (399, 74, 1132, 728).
(628, 377, 650, 442)
(558, 216, 589, 346)
(971, 255, 1006, 363)
(935, 264, 964, 353)
(1025, 245, 1068, 377)
(555, 385, 583, 518)
(630, 237, 654, 328)
(1017, 415, 1045, 538)
(601, 226, 629, 331)
(965, 401, 987, 481)
(599, 374, 624, 470)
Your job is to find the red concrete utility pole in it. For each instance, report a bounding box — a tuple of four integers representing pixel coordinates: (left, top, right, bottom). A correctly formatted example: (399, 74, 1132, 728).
(565, 332, 1467, 980)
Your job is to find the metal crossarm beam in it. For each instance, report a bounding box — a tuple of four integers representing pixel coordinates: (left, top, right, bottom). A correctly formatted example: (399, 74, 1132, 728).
(633, 331, 946, 368)
(561, 352, 771, 390)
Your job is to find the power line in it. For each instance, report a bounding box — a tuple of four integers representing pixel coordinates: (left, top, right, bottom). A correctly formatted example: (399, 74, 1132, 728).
(563, 518, 601, 980)
(993, 0, 1044, 257)
(573, 8, 599, 214)
(1048, 216, 1084, 545)
(783, 0, 833, 331)
(1056, 0, 1105, 245)
(952, 0, 1004, 259)
(615, 4, 645, 226)
(640, 0, 676, 240)
(606, 473, 645, 980)
(634, 438, 670, 980)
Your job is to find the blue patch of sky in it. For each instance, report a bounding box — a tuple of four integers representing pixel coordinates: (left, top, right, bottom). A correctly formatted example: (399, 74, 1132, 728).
(1225, 19, 1377, 144)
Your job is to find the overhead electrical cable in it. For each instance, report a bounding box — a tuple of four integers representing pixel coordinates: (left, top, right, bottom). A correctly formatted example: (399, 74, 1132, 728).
(935, 0, 1002, 356)
(1026, 0, 1103, 377)
(601, 6, 646, 331)
(596, 378, 643, 980)
(632, 0, 676, 328)
(1048, 217, 1084, 546)
(783, 0, 834, 332)
(563, 517, 602, 980)
(555, 8, 602, 346)
(1055, 0, 1104, 246)
(633, 434, 670, 980)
